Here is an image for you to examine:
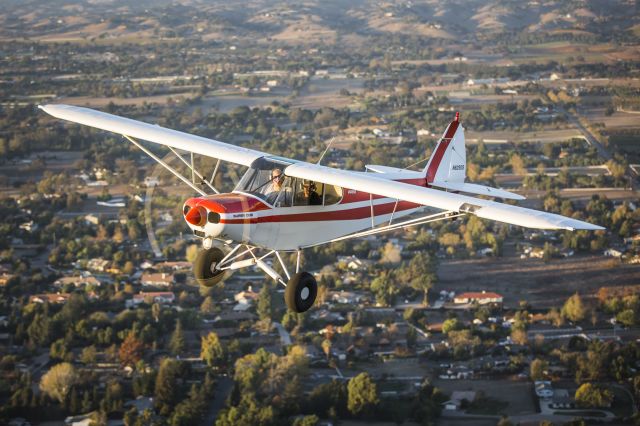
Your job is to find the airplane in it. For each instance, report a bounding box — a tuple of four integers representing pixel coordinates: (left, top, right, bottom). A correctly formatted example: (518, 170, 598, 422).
(39, 104, 604, 313)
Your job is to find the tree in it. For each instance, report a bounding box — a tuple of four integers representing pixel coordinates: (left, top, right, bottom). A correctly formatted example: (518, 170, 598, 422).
(119, 333, 144, 367)
(257, 285, 273, 322)
(293, 415, 319, 426)
(574, 383, 613, 408)
(201, 332, 225, 368)
(442, 318, 461, 334)
(510, 154, 527, 175)
(200, 296, 216, 315)
(530, 358, 547, 381)
(347, 372, 379, 417)
(381, 242, 402, 264)
(371, 271, 399, 306)
(562, 293, 586, 322)
(40, 362, 79, 404)
(170, 320, 186, 355)
(186, 244, 199, 263)
(155, 359, 184, 415)
(152, 303, 161, 323)
(80, 345, 97, 365)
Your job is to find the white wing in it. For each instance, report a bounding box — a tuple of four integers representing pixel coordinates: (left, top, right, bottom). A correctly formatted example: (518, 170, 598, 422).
(39, 104, 264, 167)
(285, 162, 604, 231)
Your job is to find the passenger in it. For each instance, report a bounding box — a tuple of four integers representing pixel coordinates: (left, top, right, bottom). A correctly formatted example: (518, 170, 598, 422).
(303, 182, 322, 205)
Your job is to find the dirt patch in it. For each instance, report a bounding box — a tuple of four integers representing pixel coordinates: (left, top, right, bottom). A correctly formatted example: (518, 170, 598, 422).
(437, 254, 639, 309)
(434, 378, 536, 416)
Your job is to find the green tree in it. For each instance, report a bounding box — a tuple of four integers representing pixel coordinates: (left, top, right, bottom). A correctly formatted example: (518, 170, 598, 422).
(347, 372, 379, 417)
(201, 332, 225, 368)
(155, 359, 184, 415)
(293, 415, 319, 426)
(257, 285, 273, 322)
(169, 320, 186, 355)
(200, 296, 216, 315)
(442, 318, 461, 334)
(530, 358, 547, 381)
(574, 383, 613, 408)
(562, 293, 586, 322)
(215, 394, 274, 426)
(40, 362, 79, 404)
(371, 271, 399, 306)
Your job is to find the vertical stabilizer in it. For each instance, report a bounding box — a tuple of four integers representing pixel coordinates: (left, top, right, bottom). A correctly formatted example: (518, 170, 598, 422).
(423, 112, 466, 184)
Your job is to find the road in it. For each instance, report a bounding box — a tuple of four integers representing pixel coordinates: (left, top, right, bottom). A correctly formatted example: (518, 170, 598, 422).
(562, 107, 639, 187)
(561, 107, 611, 161)
(201, 376, 233, 425)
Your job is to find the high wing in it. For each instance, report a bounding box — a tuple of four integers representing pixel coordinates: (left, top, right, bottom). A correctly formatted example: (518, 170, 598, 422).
(39, 104, 264, 167)
(40, 104, 603, 231)
(285, 162, 604, 231)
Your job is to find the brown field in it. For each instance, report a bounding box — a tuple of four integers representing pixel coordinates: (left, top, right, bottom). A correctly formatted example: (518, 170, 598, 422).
(437, 253, 639, 309)
(55, 93, 197, 107)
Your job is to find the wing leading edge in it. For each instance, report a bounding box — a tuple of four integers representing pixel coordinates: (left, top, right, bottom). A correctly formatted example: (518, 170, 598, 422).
(285, 162, 604, 231)
(39, 104, 264, 167)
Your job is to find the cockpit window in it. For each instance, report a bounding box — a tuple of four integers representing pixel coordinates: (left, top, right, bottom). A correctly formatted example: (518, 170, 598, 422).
(235, 157, 342, 207)
(235, 157, 294, 206)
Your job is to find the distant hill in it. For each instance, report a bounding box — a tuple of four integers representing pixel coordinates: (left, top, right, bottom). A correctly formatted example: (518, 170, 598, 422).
(0, 0, 638, 44)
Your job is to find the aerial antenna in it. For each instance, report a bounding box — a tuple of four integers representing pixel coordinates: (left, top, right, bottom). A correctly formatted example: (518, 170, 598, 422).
(316, 137, 335, 165)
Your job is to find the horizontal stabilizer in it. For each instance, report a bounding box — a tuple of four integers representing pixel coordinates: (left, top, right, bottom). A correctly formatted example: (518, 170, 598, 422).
(430, 181, 525, 200)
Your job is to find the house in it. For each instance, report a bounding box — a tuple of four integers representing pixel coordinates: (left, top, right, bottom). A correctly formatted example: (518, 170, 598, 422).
(550, 389, 574, 409)
(30, 293, 71, 304)
(144, 176, 159, 187)
(126, 292, 175, 308)
(87, 258, 110, 272)
(155, 261, 191, 271)
(454, 291, 503, 305)
(54, 275, 101, 288)
(124, 396, 154, 412)
(337, 255, 372, 271)
(0, 273, 15, 287)
(443, 390, 476, 410)
(604, 248, 623, 258)
(214, 311, 257, 322)
(329, 291, 363, 304)
(535, 381, 554, 398)
(140, 272, 174, 287)
(234, 287, 259, 305)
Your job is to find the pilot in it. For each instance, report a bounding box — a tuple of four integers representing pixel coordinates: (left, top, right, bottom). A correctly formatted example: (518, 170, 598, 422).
(303, 182, 322, 205)
(264, 168, 289, 206)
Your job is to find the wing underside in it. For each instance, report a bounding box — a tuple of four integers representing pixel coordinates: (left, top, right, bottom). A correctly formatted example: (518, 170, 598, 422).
(39, 104, 264, 167)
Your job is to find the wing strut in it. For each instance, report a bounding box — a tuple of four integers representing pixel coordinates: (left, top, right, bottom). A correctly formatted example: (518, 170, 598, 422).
(167, 147, 220, 194)
(123, 135, 207, 196)
(303, 210, 464, 248)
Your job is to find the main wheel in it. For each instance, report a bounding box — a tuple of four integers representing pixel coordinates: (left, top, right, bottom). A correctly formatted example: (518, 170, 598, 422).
(285, 272, 317, 313)
(194, 247, 226, 287)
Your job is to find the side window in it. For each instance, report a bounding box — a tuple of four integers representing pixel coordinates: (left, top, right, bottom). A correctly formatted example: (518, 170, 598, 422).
(323, 185, 342, 205)
(293, 180, 324, 207)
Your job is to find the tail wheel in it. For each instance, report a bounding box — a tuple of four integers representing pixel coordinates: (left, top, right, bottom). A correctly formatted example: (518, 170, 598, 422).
(285, 272, 317, 313)
(194, 247, 226, 287)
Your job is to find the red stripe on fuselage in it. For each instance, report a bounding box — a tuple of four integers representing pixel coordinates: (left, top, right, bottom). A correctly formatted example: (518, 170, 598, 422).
(425, 120, 459, 183)
(220, 200, 421, 224)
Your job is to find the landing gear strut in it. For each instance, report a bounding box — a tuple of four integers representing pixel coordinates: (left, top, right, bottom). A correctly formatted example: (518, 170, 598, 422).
(193, 247, 226, 287)
(285, 272, 317, 313)
(193, 244, 318, 312)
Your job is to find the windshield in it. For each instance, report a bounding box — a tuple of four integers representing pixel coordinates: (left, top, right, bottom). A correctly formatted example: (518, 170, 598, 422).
(235, 157, 294, 204)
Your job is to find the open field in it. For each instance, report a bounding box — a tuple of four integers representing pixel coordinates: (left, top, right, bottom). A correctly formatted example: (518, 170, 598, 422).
(433, 379, 536, 416)
(437, 253, 639, 309)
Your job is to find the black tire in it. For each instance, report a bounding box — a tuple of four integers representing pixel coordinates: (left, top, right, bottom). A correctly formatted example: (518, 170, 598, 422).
(285, 272, 317, 313)
(194, 247, 226, 287)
